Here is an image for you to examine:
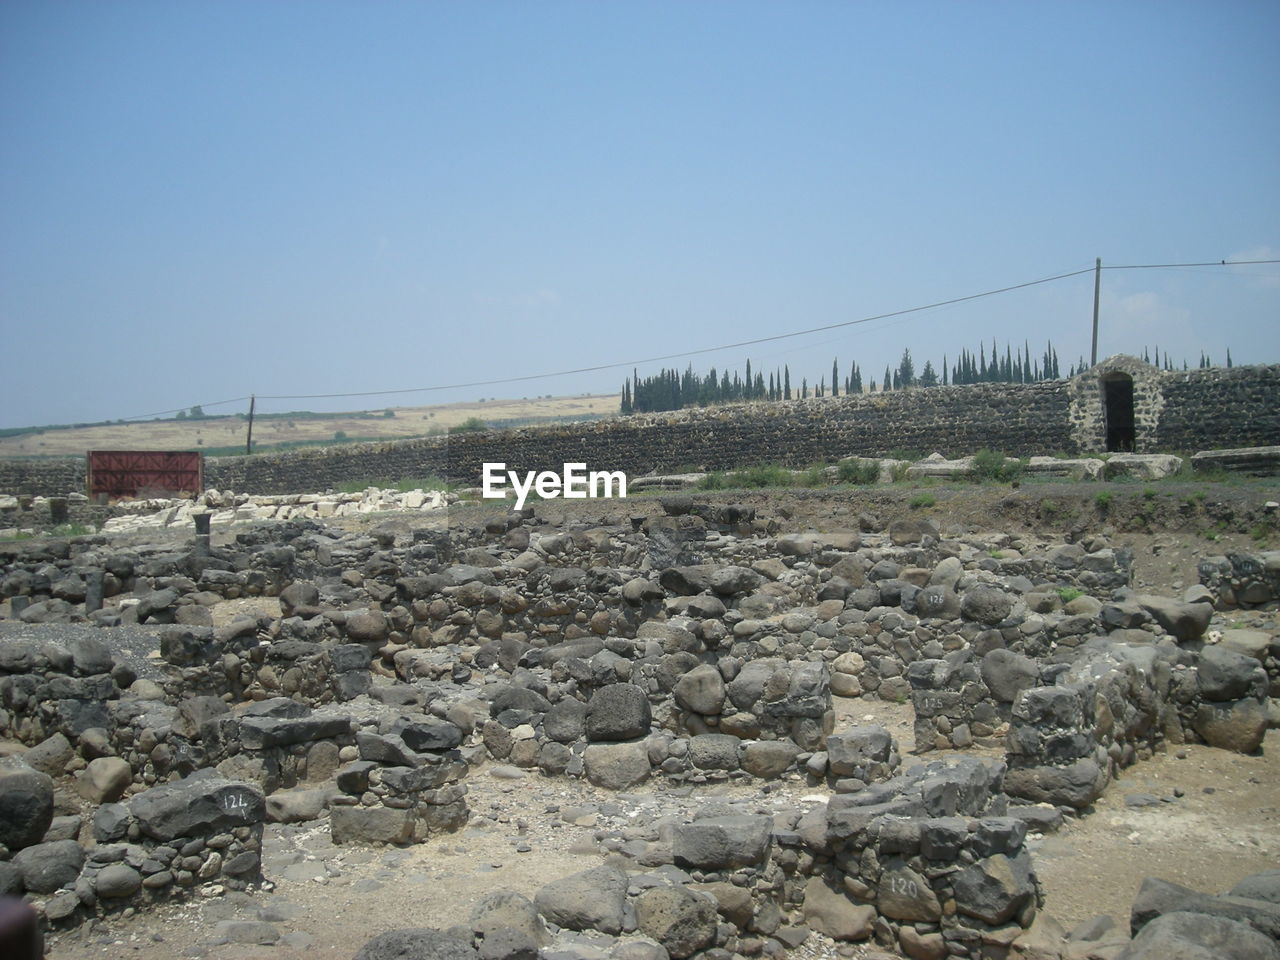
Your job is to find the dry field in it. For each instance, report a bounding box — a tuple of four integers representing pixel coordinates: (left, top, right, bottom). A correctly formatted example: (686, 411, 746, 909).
(0, 395, 620, 458)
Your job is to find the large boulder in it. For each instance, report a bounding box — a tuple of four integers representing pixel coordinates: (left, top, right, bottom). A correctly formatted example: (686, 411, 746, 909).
(95, 863, 142, 899)
(741, 740, 800, 779)
(582, 742, 650, 790)
(961, 586, 1014, 625)
(469, 890, 548, 946)
(1003, 758, 1107, 809)
(543, 699, 587, 743)
(534, 864, 628, 935)
(1231, 870, 1280, 905)
(889, 518, 939, 546)
(673, 816, 772, 870)
(79, 756, 132, 804)
(13, 838, 84, 894)
(1197, 646, 1265, 702)
(585, 685, 651, 742)
(1117, 911, 1280, 960)
(634, 885, 717, 959)
(826, 726, 894, 778)
(0, 757, 54, 851)
(1136, 596, 1213, 642)
(1193, 699, 1268, 754)
(672, 665, 726, 716)
(128, 773, 265, 841)
(331, 805, 414, 845)
(952, 853, 1037, 925)
(802, 877, 875, 941)
(353, 929, 479, 960)
(981, 650, 1040, 703)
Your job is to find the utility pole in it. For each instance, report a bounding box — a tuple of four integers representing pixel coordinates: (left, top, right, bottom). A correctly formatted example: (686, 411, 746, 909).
(1090, 257, 1101, 367)
(245, 395, 256, 455)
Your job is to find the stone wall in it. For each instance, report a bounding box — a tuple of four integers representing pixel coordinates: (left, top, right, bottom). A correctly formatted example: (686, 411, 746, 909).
(4, 363, 1279, 498)
(1156, 365, 1280, 450)
(0, 459, 85, 497)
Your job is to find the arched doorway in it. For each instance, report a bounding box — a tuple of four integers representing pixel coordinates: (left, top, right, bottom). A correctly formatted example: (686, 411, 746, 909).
(1102, 373, 1135, 452)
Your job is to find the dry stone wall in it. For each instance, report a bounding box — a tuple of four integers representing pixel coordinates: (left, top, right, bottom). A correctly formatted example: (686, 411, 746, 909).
(3, 363, 1278, 498)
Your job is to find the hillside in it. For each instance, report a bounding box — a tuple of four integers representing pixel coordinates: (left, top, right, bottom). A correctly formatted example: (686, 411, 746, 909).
(0, 394, 619, 458)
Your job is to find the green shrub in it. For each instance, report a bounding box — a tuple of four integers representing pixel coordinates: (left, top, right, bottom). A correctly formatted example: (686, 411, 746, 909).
(1057, 587, 1084, 603)
(972, 449, 1024, 483)
(728, 464, 795, 488)
(837, 458, 881, 485)
(889, 461, 912, 483)
(1095, 490, 1114, 511)
(909, 493, 935, 509)
(797, 464, 830, 488)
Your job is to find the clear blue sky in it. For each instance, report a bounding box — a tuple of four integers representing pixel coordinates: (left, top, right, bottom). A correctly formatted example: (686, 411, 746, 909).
(2, 0, 1277, 428)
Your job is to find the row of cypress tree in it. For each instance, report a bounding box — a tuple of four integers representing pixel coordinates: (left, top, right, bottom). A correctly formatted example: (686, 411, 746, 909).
(620, 341, 1227, 414)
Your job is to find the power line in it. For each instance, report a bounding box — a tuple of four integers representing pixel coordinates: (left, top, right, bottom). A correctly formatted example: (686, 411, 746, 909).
(120, 395, 252, 423)
(1105, 258, 1280, 270)
(256, 265, 1098, 401)
(114, 256, 1280, 415)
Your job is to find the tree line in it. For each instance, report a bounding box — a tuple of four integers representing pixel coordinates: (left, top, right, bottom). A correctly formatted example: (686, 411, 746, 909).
(620, 340, 1228, 414)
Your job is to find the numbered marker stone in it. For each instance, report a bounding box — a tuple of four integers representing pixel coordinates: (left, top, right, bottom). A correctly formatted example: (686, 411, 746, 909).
(876, 861, 941, 923)
(129, 775, 266, 842)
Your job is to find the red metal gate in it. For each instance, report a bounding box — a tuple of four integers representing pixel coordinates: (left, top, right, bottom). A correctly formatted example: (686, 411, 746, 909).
(87, 451, 204, 499)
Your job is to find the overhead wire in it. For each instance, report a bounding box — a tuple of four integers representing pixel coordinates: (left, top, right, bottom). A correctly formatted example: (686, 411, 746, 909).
(254, 265, 1098, 401)
(108, 256, 1280, 417)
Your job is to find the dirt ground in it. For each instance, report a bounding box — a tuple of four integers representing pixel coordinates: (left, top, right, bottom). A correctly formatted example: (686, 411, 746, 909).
(24, 484, 1280, 958)
(40, 704, 1280, 960)
(0, 395, 618, 458)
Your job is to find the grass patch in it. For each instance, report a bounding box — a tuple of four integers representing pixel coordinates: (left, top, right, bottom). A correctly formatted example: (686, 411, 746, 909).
(447, 416, 489, 434)
(697, 463, 796, 491)
(1095, 490, 1114, 511)
(796, 464, 830, 488)
(49, 523, 93, 537)
(908, 492, 935, 509)
(1057, 587, 1085, 603)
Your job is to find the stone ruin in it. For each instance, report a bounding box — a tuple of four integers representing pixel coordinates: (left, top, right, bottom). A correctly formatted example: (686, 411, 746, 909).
(0, 494, 1278, 960)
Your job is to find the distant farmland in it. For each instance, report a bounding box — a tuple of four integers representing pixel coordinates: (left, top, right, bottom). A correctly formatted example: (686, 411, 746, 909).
(0, 395, 620, 458)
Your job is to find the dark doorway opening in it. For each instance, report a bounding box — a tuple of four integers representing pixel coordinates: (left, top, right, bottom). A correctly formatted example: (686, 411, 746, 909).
(1102, 375, 1135, 452)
